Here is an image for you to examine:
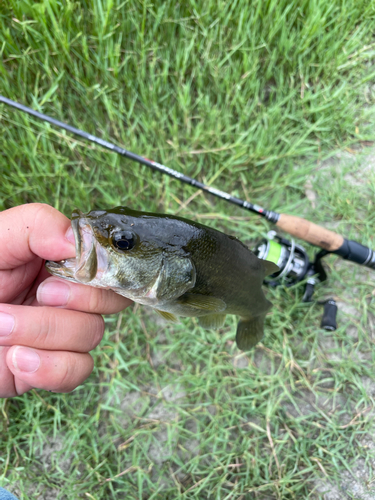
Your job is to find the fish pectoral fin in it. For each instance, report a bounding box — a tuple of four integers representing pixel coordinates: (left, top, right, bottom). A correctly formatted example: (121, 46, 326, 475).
(236, 315, 265, 351)
(198, 313, 226, 329)
(178, 293, 226, 312)
(154, 256, 196, 301)
(262, 259, 279, 276)
(154, 309, 180, 323)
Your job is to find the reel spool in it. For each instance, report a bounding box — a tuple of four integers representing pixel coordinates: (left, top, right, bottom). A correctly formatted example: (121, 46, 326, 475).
(254, 231, 310, 286)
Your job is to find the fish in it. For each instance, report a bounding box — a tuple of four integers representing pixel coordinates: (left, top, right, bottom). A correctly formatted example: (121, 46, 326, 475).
(46, 207, 279, 350)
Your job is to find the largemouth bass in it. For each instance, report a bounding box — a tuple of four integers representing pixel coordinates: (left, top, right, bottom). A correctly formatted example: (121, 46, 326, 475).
(46, 207, 278, 350)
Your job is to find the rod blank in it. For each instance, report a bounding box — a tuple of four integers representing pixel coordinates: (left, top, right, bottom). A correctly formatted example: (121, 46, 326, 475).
(1, 94, 374, 269)
(0, 95, 275, 219)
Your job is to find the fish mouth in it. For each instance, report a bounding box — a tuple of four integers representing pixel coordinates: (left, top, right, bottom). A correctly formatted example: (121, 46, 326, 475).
(72, 211, 98, 283)
(46, 209, 108, 284)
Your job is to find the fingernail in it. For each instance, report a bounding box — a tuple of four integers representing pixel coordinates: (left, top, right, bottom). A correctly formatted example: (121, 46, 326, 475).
(0, 312, 15, 336)
(37, 280, 70, 306)
(13, 346, 40, 373)
(65, 226, 75, 245)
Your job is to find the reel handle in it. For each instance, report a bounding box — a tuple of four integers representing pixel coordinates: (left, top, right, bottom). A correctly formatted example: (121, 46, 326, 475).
(275, 214, 375, 269)
(321, 299, 338, 331)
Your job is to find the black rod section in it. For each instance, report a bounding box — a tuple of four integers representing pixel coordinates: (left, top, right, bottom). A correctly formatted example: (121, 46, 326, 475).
(0, 95, 280, 223)
(333, 239, 375, 270)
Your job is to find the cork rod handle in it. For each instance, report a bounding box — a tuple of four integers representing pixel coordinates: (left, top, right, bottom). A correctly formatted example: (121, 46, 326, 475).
(276, 214, 344, 251)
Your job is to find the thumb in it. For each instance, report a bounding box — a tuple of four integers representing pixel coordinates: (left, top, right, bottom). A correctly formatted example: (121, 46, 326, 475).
(0, 203, 75, 269)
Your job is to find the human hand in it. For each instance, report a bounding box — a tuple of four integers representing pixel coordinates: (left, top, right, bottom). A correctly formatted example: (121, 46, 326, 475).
(0, 203, 132, 397)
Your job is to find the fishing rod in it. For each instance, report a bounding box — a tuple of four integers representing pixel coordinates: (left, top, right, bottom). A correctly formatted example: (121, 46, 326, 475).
(1, 95, 374, 278)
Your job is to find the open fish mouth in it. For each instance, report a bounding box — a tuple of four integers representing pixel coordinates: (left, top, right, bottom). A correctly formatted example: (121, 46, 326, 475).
(46, 209, 108, 284)
(72, 211, 98, 283)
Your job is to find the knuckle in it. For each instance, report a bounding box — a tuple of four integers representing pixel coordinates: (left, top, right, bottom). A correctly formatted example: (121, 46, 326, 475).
(34, 308, 57, 345)
(56, 353, 93, 393)
(55, 354, 77, 392)
(25, 203, 54, 228)
(88, 288, 103, 313)
(87, 287, 127, 314)
(0, 347, 16, 397)
(89, 314, 105, 349)
(32, 203, 56, 218)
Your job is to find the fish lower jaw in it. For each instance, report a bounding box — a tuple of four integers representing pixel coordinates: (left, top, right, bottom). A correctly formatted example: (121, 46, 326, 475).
(45, 258, 77, 279)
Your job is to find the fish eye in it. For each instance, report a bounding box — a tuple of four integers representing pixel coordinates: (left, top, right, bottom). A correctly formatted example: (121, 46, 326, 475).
(112, 231, 135, 251)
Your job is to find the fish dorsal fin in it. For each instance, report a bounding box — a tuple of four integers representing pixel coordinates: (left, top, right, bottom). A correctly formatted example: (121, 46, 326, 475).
(154, 309, 179, 323)
(262, 259, 279, 276)
(198, 313, 226, 329)
(178, 293, 226, 312)
(236, 315, 265, 350)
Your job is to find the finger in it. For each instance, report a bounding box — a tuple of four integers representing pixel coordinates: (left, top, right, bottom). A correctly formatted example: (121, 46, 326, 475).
(0, 203, 75, 270)
(1, 259, 42, 304)
(0, 346, 17, 398)
(0, 305, 104, 352)
(36, 277, 132, 313)
(13, 266, 54, 306)
(11, 378, 33, 396)
(6, 346, 94, 393)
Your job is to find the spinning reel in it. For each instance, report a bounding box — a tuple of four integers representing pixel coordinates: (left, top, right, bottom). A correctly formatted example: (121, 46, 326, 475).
(254, 232, 337, 331)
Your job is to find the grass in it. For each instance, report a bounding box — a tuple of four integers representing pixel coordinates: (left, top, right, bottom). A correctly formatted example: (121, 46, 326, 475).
(1, 0, 375, 498)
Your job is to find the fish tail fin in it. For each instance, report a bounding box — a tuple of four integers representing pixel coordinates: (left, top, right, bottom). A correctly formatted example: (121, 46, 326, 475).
(236, 315, 266, 351)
